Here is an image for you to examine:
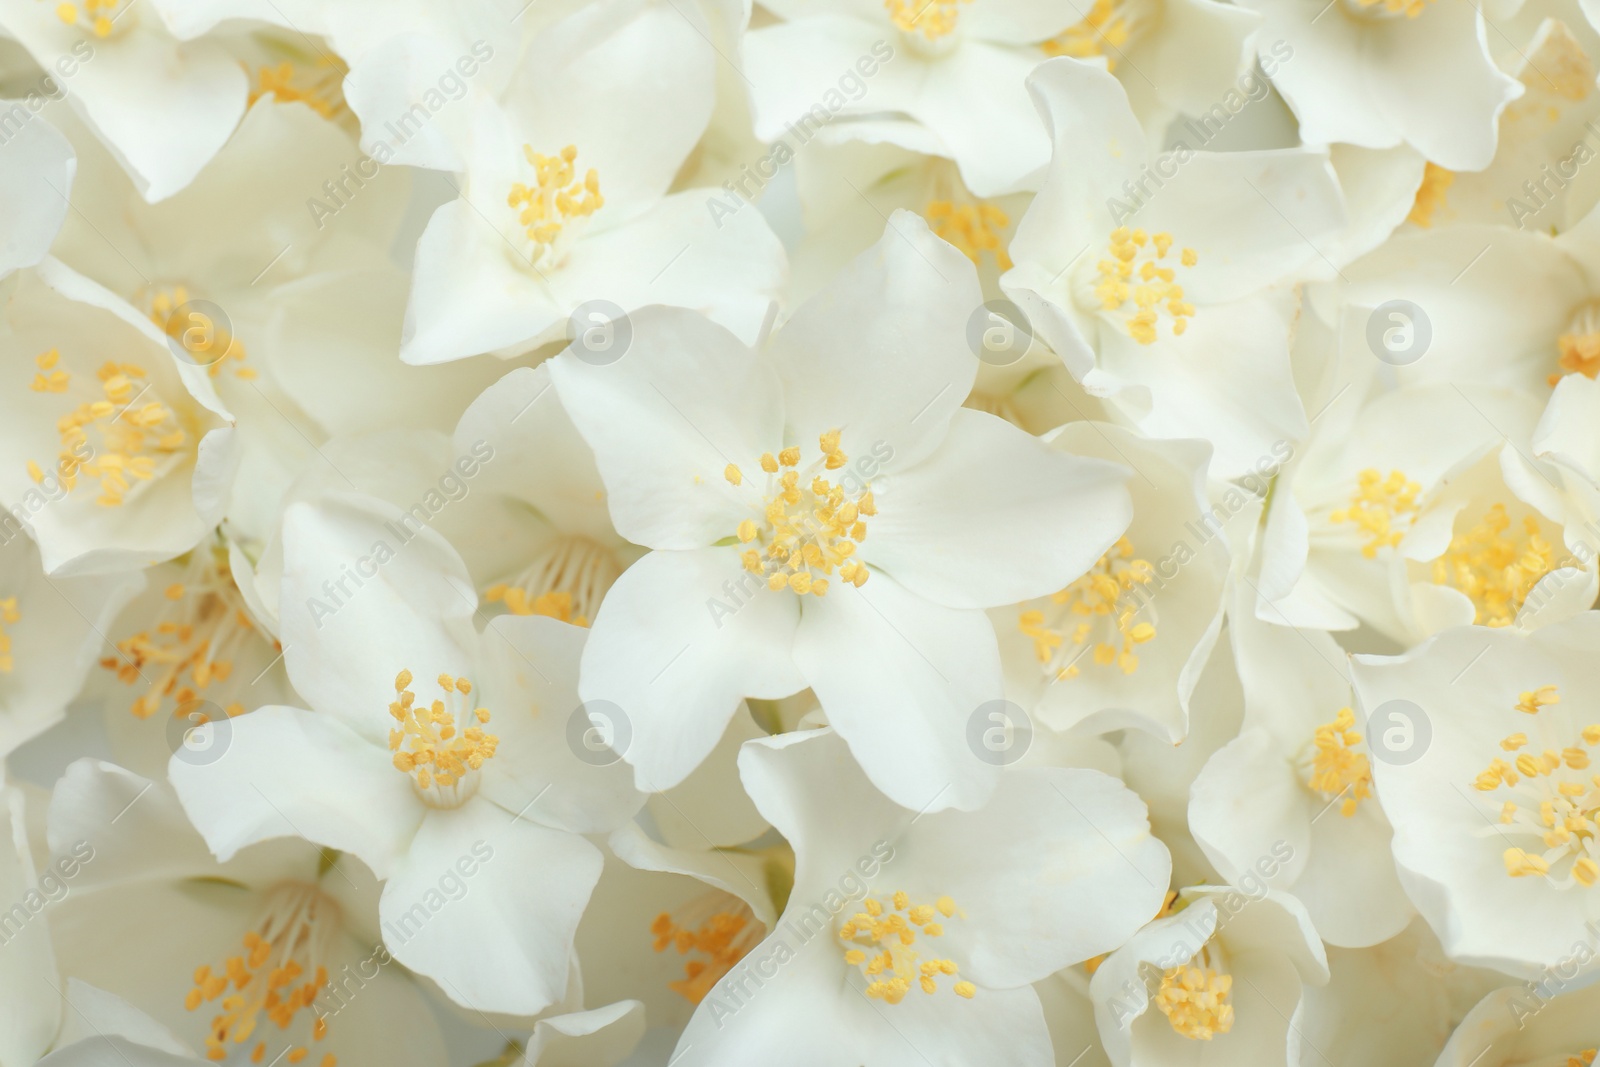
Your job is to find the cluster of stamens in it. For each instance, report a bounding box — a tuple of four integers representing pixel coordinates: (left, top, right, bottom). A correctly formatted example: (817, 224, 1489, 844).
(388, 671, 498, 806)
(0, 596, 17, 673)
(1552, 303, 1600, 386)
(925, 199, 1012, 270)
(27, 349, 188, 507)
(184, 883, 337, 1065)
(1328, 468, 1420, 558)
(1301, 707, 1373, 817)
(1019, 537, 1156, 680)
(884, 0, 971, 39)
(1475, 686, 1600, 889)
(1406, 163, 1454, 228)
(838, 892, 975, 1003)
(249, 59, 349, 120)
(650, 894, 762, 1005)
(1094, 228, 1197, 345)
(145, 287, 254, 380)
(507, 145, 603, 269)
(104, 543, 262, 721)
(726, 431, 874, 597)
(1350, 0, 1435, 18)
(51, 0, 128, 37)
(484, 535, 621, 627)
(1154, 946, 1234, 1040)
(1431, 504, 1558, 627)
(1044, 0, 1140, 68)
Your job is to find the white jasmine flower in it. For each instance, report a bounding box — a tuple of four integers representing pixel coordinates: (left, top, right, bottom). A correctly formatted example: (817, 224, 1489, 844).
(551, 215, 1133, 811)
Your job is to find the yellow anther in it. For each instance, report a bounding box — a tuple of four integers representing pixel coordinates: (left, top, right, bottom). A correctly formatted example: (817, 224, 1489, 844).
(1351, 0, 1436, 17)
(249, 59, 348, 120)
(1432, 506, 1557, 627)
(1328, 469, 1420, 558)
(841, 891, 971, 1003)
(1407, 163, 1454, 227)
(1156, 962, 1234, 1040)
(1302, 707, 1373, 817)
(507, 144, 602, 268)
(1093, 231, 1196, 344)
(724, 464, 742, 486)
(925, 199, 1011, 269)
(883, 0, 970, 39)
(651, 895, 762, 1005)
(389, 669, 498, 804)
(1021, 537, 1155, 681)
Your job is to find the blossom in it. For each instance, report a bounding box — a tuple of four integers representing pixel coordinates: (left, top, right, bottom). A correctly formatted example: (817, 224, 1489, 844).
(551, 214, 1133, 811)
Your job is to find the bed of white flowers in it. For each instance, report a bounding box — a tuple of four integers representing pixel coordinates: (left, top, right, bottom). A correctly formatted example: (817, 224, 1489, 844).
(2, 0, 1600, 1064)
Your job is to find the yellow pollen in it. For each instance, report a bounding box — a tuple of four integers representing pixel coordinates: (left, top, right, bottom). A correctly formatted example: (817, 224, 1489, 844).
(101, 540, 266, 720)
(1020, 536, 1155, 681)
(1302, 707, 1373, 816)
(186, 883, 336, 1065)
(1564, 1051, 1596, 1067)
(1476, 686, 1600, 890)
(482, 535, 621, 628)
(389, 670, 498, 805)
(1155, 961, 1235, 1040)
(1430, 504, 1558, 627)
(145, 286, 253, 379)
(28, 353, 188, 507)
(52, 0, 126, 36)
(1406, 163, 1454, 228)
(1094, 228, 1196, 344)
(248, 59, 349, 120)
(884, 0, 970, 40)
(650, 894, 762, 1005)
(1351, 0, 1436, 18)
(838, 891, 971, 1004)
(1044, 0, 1139, 68)
(0, 596, 18, 673)
(728, 430, 873, 598)
(1551, 304, 1600, 386)
(507, 145, 602, 268)
(924, 199, 1011, 270)
(1328, 468, 1420, 558)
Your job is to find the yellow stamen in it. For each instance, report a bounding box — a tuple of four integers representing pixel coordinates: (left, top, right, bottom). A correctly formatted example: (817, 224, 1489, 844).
(1327, 468, 1420, 558)
(507, 145, 603, 268)
(839, 891, 972, 1004)
(1093, 228, 1196, 344)
(1020, 536, 1155, 681)
(1431, 504, 1557, 627)
(389, 670, 498, 806)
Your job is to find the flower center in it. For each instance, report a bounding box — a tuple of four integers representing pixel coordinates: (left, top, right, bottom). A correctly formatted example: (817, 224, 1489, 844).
(725, 432, 875, 597)
(1430, 504, 1558, 627)
(184, 881, 338, 1067)
(1018, 537, 1156, 680)
(140, 286, 254, 380)
(1043, 0, 1149, 68)
(1475, 686, 1600, 890)
(1406, 163, 1454, 228)
(884, 0, 970, 43)
(50, 0, 134, 37)
(1155, 942, 1234, 1040)
(838, 892, 975, 1003)
(506, 145, 603, 271)
(1090, 228, 1197, 345)
(1299, 707, 1373, 816)
(1566, 1051, 1597, 1067)
(1342, 0, 1435, 18)
(484, 535, 622, 627)
(249, 60, 349, 120)
(0, 596, 18, 673)
(924, 199, 1012, 270)
(1551, 301, 1600, 386)
(103, 538, 266, 721)
(388, 670, 498, 809)
(650, 893, 763, 1005)
(27, 348, 189, 507)
(1327, 468, 1420, 559)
